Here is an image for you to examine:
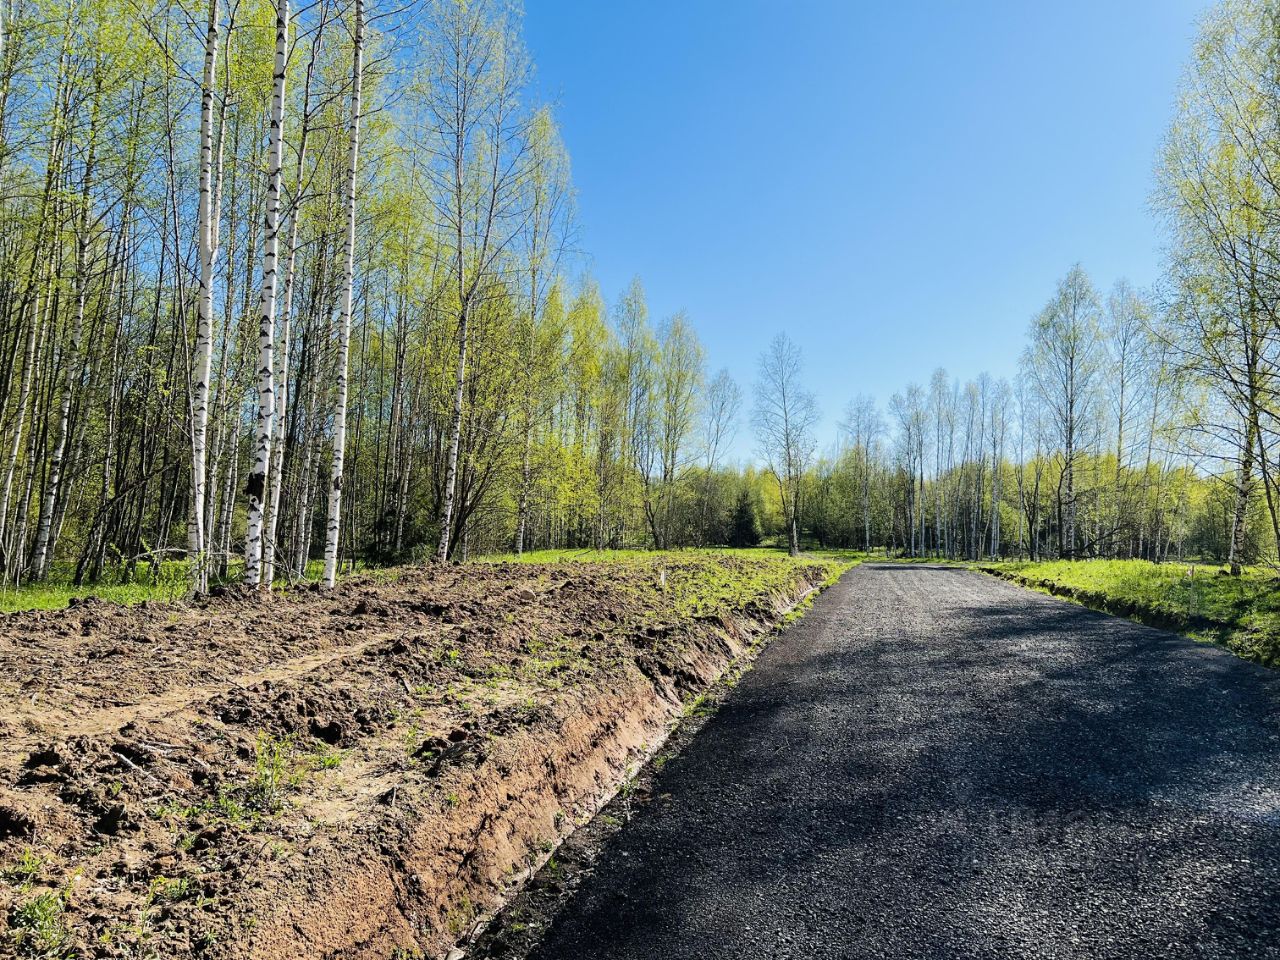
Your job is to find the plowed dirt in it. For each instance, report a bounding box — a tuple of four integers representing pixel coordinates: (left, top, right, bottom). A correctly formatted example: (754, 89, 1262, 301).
(0, 555, 837, 959)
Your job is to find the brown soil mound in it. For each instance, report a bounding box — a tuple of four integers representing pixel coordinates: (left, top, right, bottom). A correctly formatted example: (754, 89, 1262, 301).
(0, 555, 834, 959)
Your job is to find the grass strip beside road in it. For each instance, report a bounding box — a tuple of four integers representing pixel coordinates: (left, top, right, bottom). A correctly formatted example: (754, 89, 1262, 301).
(976, 558, 1280, 667)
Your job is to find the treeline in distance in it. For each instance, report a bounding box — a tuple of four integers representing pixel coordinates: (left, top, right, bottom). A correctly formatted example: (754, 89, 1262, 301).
(0, 0, 1276, 590)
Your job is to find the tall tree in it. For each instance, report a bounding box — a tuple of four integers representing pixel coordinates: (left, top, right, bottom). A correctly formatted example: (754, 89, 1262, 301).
(513, 109, 572, 555)
(1157, 0, 1280, 571)
(753, 333, 818, 556)
(323, 0, 363, 588)
(245, 0, 289, 587)
(420, 0, 530, 562)
(188, 0, 221, 593)
(1025, 265, 1103, 559)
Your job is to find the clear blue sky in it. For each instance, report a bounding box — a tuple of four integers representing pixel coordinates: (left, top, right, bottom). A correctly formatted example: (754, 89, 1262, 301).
(523, 0, 1211, 459)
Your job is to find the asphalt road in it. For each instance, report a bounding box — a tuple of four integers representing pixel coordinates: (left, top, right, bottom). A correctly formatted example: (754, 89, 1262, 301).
(528, 563, 1280, 960)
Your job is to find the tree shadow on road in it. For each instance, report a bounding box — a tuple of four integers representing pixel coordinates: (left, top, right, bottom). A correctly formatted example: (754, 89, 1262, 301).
(528, 565, 1280, 959)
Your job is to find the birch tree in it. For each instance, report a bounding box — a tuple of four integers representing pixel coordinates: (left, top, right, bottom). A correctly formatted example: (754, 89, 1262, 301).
(1157, 0, 1280, 571)
(513, 108, 571, 555)
(244, 0, 288, 587)
(1026, 266, 1103, 560)
(418, 0, 530, 561)
(753, 334, 818, 556)
(323, 0, 363, 589)
(263, 0, 328, 586)
(188, 0, 220, 593)
(696, 368, 741, 542)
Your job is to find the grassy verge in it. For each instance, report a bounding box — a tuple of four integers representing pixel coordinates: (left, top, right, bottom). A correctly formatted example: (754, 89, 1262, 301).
(976, 558, 1280, 667)
(0, 558, 382, 613)
(0, 574, 189, 612)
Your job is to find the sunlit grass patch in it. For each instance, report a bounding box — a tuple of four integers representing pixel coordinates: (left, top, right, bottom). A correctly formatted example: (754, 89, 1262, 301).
(982, 558, 1280, 667)
(476, 547, 856, 625)
(476, 545, 866, 566)
(0, 558, 377, 614)
(0, 547, 860, 616)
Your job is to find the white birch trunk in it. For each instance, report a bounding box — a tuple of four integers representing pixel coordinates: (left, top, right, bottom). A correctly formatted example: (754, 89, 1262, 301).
(244, 0, 288, 587)
(201, 94, 229, 562)
(323, 0, 362, 588)
(296, 438, 316, 577)
(261, 266, 291, 586)
(436, 300, 469, 562)
(262, 50, 315, 587)
(189, 0, 219, 593)
(294, 436, 315, 577)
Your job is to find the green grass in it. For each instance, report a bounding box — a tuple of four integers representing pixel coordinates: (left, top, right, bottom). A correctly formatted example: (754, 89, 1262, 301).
(980, 558, 1280, 667)
(149, 730, 343, 836)
(478, 545, 867, 566)
(3, 848, 46, 884)
(0, 558, 378, 614)
(479, 547, 858, 620)
(9, 887, 71, 958)
(0, 546, 861, 616)
(0, 567, 190, 612)
(665, 554, 844, 619)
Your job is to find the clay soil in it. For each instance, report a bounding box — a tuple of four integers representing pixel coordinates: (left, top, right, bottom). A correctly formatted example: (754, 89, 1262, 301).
(0, 554, 838, 959)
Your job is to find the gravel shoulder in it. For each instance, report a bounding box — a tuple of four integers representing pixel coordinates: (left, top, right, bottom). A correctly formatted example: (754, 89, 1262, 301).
(521, 563, 1280, 960)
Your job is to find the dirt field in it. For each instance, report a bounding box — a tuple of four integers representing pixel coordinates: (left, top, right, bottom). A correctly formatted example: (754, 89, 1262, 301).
(0, 554, 839, 959)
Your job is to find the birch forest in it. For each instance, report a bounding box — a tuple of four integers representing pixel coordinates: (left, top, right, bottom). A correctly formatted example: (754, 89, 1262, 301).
(2, 0, 1280, 595)
(0, 0, 744, 589)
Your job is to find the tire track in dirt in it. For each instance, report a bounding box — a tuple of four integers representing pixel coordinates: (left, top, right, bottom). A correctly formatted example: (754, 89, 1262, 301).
(3, 633, 391, 755)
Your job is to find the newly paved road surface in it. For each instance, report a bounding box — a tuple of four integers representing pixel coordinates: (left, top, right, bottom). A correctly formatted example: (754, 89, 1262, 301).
(529, 563, 1280, 959)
